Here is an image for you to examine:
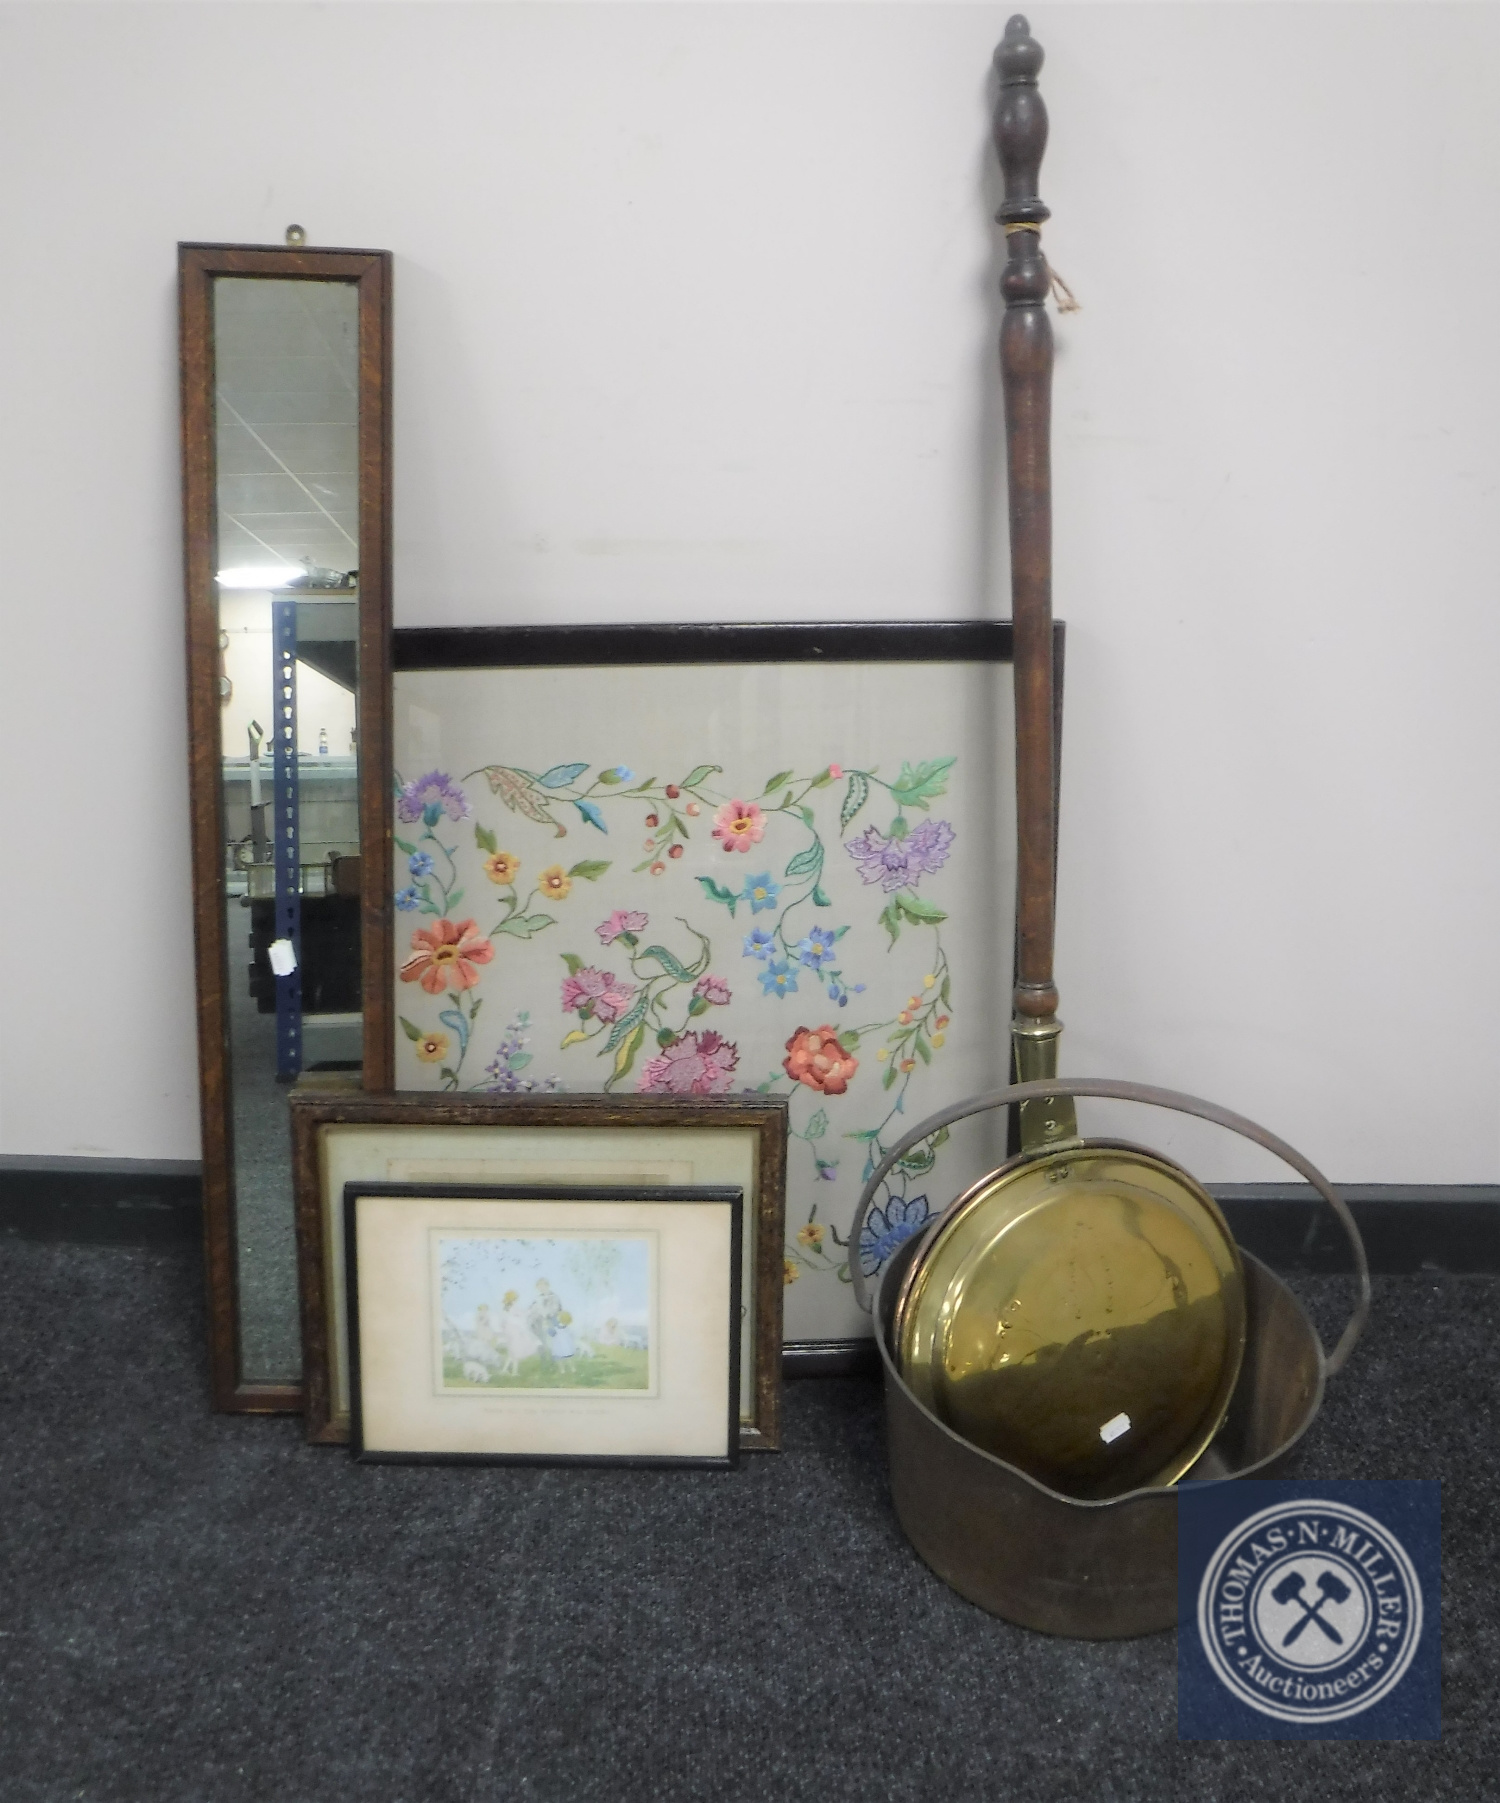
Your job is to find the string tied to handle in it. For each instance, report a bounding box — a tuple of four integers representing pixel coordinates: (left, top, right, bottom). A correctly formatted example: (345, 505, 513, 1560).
(1002, 221, 1082, 312)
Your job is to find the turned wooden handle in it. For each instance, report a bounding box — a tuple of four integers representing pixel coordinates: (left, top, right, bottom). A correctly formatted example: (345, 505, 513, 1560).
(994, 15, 1059, 1021)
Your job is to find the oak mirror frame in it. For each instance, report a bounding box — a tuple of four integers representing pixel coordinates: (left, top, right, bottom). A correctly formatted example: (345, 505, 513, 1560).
(180, 243, 394, 1411)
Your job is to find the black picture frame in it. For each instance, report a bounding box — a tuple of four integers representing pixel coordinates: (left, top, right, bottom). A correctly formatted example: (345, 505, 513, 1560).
(346, 1181, 743, 1469)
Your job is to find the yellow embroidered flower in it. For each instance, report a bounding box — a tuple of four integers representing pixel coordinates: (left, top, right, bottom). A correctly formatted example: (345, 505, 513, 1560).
(797, 1223, 825, 1251)
(876, 1047, 889, 1062)
(539, 865, 572, 901)
(783, 1257, 801, 1285)
(483, 850, 520, 886)
(923, 973, 936, 988)
(930, 1032, 946, 1048)
(415, 1030, 450, 1064)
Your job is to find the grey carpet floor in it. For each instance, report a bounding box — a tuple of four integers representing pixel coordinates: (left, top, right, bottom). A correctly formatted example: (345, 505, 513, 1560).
(0, 1237, 1495, 1803)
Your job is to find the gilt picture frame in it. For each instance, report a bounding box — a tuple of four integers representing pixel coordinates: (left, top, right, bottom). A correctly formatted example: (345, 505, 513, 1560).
(347, 1182, 742, 1467)
(291, 1089, 786, 1448)
(383, 622, 1063, 1364)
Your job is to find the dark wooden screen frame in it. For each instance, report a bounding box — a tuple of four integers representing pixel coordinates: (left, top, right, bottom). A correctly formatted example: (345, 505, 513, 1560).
(180, 243, 394, 1413)
(389, 619, 1063, 1377)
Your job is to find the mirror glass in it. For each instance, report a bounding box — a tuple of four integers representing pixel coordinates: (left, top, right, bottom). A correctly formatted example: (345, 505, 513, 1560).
(214, 277, 362, 1383)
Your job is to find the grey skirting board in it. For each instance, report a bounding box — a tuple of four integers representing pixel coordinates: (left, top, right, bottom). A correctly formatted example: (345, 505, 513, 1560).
(3, 1156, 1495, 1378)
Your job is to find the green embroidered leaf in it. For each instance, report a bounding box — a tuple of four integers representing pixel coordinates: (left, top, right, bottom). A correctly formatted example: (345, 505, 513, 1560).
(539, 762, 589, 789)
(837, 1031, 860, 1052)
(398, 1015, 422, 1042)
(561, 952, 585, 975)
(567, 859, 611, 881)
(394, 835, 418, 856)
(560, 1027, 590, 1048)
(940, 975, 952, 1008)
(890, 757, 956, 811)
(627, 776, 657, 793)
(640, 944, 693, 981)
(839, 772, 870, 832)
(882, 1061, 899, 1090)
(878, 901, 902, 946)
(899, 1144, 936, 1174)
(915, 1035, 932, 1065)
(605, 992, 650, 1053)
(761, 769, 794, 796)
(896, 893, 948, 927)
(612, 1021, 646, 1081)
(440, 1067, 456, 1084)
(596, 766, 626, 785)
(811, 883, 832, 908)
(784, 842, 823, 881)
(805, 1108, 829, 1141)
(687, 994, 709, 1017)
(696, 876, 739, 916)
(844, 1128, 880, 1142)
(809, 767, 837, 788)
(474, 823, 498, 854)
(496, 912, 555, 939)
(798, 805, 815, 827)
(508, 1053, 532, 1071)
(447, 888, 464, 911)
(683, 764, 722, 788)
(482, 766, 558, 827)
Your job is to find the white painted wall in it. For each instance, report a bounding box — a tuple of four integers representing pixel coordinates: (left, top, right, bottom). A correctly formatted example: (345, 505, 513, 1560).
(1, 3, 1495, 1180)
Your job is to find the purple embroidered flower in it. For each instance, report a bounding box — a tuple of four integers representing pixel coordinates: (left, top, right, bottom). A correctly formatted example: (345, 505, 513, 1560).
(693, 973, 731, 1006)
(398, 771, 471, 825)
(596, 909, 648, 946)
(483, 1011, 561, 1094)
(859, 1193, 932, 1278)
(844, 819, 955, 892)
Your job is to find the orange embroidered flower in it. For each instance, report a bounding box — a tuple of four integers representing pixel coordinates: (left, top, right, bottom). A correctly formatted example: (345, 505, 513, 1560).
(414, 1031, 450, 1064)
(400, 918, 494, 994)
(483, 850, 520, 886)
(797, 1223, 825, 1251)
(538, 865, 572, 901)
(783, 1025, 859, 1097)
(712, 799, 766, 853)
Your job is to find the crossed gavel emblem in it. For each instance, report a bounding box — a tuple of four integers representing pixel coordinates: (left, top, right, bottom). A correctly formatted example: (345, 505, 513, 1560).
(1270, 1568, 1354, 1646)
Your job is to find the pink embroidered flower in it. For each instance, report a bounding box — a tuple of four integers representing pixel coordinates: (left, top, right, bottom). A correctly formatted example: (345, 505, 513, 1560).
(712, 799, 766, 853)
(636, 1030, 740, 1095)
(560, 966, 636, 1022)
(399, 919, 494, 995)
(595, 909, 648, 946)
(693, 974, 731, 1006)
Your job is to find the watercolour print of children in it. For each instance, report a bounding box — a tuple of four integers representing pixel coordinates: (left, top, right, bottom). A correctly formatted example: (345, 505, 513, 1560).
(394, 659, 1013, 1343)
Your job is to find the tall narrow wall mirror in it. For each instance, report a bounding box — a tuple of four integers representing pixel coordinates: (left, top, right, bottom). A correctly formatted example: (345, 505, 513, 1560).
(180, 244, 393, 1410)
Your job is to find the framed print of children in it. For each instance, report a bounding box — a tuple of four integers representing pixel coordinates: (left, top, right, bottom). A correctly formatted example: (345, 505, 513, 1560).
(436, 1232, 653, 1393)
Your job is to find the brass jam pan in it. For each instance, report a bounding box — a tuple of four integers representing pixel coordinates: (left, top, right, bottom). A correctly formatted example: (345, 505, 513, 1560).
(892, 1140, 1246, 1501)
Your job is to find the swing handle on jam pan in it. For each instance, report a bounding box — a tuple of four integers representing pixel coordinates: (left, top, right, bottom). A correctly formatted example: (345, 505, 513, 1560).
(848, 1078, 1371, 1377)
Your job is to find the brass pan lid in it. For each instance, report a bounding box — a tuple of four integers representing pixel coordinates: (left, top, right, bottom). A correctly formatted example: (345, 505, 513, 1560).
(894, 1142, 1246, 1500)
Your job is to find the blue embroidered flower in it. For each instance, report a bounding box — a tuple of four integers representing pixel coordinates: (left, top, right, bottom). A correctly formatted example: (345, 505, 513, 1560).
(826, 976, 867, 1009)
(742, 928, 776, 961)
(612, 765, 635, 784)
(394, 886, 421, 911)
(408, 850, 434, 879)
(795, 927, 838, 969)
(744, 873, 781, 915)
(859, 1193, 932, 1278)
(759, 959, 799, 998)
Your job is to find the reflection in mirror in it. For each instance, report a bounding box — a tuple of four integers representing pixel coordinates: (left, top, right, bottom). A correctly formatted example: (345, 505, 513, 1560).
(216, 279, 361, 1383)
(181, 246, 391, 1409)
